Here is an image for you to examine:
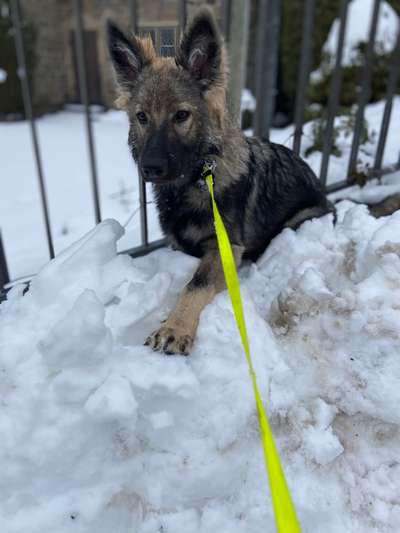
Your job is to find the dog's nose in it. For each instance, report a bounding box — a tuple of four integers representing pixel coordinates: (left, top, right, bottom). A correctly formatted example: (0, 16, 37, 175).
(141, 158, 168, 181)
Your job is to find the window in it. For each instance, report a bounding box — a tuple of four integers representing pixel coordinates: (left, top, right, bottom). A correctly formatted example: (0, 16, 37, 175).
(160, 28, 176, 57)
(139, 26, 178, 57)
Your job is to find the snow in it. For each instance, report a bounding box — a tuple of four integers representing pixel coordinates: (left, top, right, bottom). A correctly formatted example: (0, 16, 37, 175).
(241, 88, 256, 112)
(1, 193, 400, 531)
(311, 0, 399, 82)
(0, 110, 161, 280)
(2, 97, 400, 282)
(0, 68, 7, 83)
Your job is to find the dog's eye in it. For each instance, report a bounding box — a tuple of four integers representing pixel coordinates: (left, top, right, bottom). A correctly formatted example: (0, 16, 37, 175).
(136, 112, 148, 125)
(175, 110, 190, 123)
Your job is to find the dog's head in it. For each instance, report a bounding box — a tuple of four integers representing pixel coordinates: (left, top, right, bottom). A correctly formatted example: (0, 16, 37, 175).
(107, 8, 228, 185)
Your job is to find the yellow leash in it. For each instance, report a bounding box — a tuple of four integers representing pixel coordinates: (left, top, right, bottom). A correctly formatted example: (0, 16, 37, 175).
(205, 169, 302, 533)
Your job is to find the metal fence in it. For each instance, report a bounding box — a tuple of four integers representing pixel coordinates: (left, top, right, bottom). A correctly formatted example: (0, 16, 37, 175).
(1, 0, 400, 300)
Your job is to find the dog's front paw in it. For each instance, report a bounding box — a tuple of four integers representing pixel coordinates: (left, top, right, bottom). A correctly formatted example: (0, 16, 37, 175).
(144, 326, 193, 356)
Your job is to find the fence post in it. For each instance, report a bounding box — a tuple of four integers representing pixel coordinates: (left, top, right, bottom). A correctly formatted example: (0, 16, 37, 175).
(128, 0, 138, 34)
(0, 232, 9, 298)
(10, 0, 55, 260)
(73, 0, 101, 225)
(128, 0, 148, 246)
(178, 0, 187, 36)
(221, 0, 231, 41)
(292, 0, 316, 155)
(319, 0, 349, 187)
(253, 0, 281, 140)
(347, 0, 381, 179)
(374, 25, 400, 172)
(227, 0, 250, 124)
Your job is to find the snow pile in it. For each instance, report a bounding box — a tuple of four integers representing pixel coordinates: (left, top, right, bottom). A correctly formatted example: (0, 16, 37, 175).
(311, 0, 399, 81)
(1, 199, 400, 532)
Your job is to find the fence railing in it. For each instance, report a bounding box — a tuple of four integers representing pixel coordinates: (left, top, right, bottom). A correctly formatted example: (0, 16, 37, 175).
(1, 0, 400, 301)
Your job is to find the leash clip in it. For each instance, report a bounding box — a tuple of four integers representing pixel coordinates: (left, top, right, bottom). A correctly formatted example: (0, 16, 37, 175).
(197, 160, 216, 191)
(201, 160, 217, 179)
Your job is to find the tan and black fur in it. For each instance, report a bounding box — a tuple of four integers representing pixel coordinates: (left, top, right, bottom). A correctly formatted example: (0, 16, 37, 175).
(107, 9, 398, 356)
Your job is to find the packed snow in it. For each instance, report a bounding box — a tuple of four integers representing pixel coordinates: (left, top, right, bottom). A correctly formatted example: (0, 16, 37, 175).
(0, 68, 7, 84)
(311, 0, 399, 82)
(241, 88, 256, 112)
(1, 97, 400, 281)
(1, 185, 400, 531)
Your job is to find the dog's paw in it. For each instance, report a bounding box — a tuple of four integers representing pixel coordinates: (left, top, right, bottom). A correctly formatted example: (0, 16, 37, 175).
(144, 326, 193, 356)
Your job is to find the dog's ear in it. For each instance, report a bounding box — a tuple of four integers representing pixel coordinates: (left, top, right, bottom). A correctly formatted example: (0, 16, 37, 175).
(176, 8, 226, 89)
(107, 21, 155, 91)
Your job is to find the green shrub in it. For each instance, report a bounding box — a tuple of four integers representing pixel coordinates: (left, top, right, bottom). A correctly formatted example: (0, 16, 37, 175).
(309, 43, 400, 108)
(305, 108, 371, 160)
(279, 0, 341, 118)
(0, 0, 35, 118)
(278, 0, 400, 118)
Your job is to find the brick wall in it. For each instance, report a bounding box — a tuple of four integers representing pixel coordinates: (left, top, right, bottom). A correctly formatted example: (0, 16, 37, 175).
(20, 0, 225, 112)
(20, 0, 69, 113)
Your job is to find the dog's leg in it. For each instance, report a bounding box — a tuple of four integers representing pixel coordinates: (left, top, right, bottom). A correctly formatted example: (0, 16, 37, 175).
(145, 245, 244, 355)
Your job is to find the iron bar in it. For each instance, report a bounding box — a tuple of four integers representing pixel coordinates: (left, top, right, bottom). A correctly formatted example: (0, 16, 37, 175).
(126, 238, 166, 259)
(227, 0, 250, 123)
(319, 0, 349, 188)
(10, 0, 55, 259)
(253, 0, 281, 139)
(128, 0, 138, 34)
(293, 0, 316, 155)
(128, 0, 148, 246)
(73, 0, 101, 224)
(326, 162, 400, 193)
(347, 0, 381, 179)
(0, 231, 10, 296)
(1, 239, 167, 300)
(374, 26, 400, 171)
(221, 0, 231, 41)
(326, 179, 354, 194)
(178, 0, 187, 36)
(137, 170, 149, 247)
(368, 162, 400, 178)
(253, 0, 269, 138)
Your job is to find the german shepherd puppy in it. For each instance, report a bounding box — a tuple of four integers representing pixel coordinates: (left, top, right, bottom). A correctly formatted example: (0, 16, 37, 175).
(107, 8, 335, 355)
